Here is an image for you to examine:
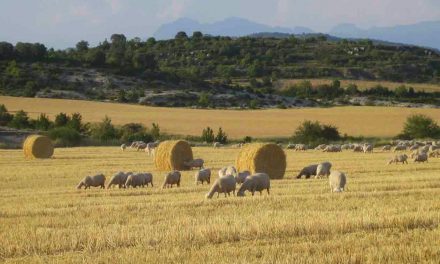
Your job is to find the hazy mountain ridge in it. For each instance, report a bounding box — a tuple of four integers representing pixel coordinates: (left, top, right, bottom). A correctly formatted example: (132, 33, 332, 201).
(154, 17, 313, 39)
(155, 17, 440, 50)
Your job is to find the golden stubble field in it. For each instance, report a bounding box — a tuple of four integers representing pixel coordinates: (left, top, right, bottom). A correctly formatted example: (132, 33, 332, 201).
(2, 96, 440, 138)
(1, 146, 440, 263)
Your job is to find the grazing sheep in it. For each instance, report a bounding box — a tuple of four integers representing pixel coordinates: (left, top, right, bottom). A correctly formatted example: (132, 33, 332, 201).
(329, 171, 346, 193)
(184, 158, 205, 170)
(388, 154, 408, 164)
(316, 162, 332, 178)
(130, 141, 144, 149)
(145, 141, 159, 156)
(213, 142, 222, 148)
(138, 173, 153, 187)
(413, 153, 428, 163)
(393, 145, 407, 152)
(315, 144, 327, 150)
(419, 145, 430, 154)
(429, 145, 439, 152)
(162, 171, 181, 188)
(136, 143, 147, 151)
(235, 170, 251, 184)
(107, 171, 132, 189)
(323, 145, 341, 152)
(205, 175, 236, 199)
(218, 166, 237, 178)
(120, 144, 127, 151)
(286, 144, 296, 149)
(77, 174, 106, 189)
(125, 174, 143, 188)
(429, 150, 440, 158)
(296, 164, 318, 179)
(353, 145, 363, 152)
(237, 173, 270, 196)
(381, 145, 391, 151)
(295, 144, 307, 151)
(195, 169, 211, 185)
(409, 145, 419, 151)
(363, 144, 373, 153)
(341, 144, 351, 150)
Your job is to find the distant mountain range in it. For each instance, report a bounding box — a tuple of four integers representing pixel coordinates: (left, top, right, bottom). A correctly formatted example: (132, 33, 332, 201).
(154, 17, 440, 50)
(153, 17, 313, 39)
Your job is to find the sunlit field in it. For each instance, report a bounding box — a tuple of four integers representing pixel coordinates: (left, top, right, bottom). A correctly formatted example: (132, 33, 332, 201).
(1, 146, 439, 263)
(2, 96, 440, 138)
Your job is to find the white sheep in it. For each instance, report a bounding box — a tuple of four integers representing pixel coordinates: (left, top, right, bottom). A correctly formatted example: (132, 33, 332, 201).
(218, 166, 237, 178)
(381, 145, 391, 151)
(393, 145, 407, 152)
(388, 154, 408, 164)
(363, 144, 373, 153)
(235, 170, 251, 184)
(316, 162, 332, 178)
(184, 158, 204, 170)
(413, 153, 428, 163)
(296, 164, 318, 179)
(205, 175, 236, 199)
(195, 169, 211, 185)
(125, 173, 153, 188)
(237, 173, 270, 196)
(120, 144, 127, 151)
(162, 171, 181, 188)
(107, 171, 132, 189)
(77, 174, 106, 189)
(329, 171, 346, 193)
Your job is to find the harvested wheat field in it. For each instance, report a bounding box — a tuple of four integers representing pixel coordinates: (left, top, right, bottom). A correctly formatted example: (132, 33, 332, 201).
(1, 146, 440, 263)
(2, 96, 440, 138)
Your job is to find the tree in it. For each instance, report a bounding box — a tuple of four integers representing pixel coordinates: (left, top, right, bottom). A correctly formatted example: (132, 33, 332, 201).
(292, 120, 340, 146)
(0, 104, 13, 126)
(132, 52, 157, 70)
(117, 90, 127, 102)
(54, 113, 70, 127)
(175, 31, 188, 40)
(48, 127, 82, 147)
(68, 113, 83, 132)
(400, 114, 440, 139)
(215, 127, 228, 144)
(76, 40, 89, 52)
(201, 127, 215, 143)
(34, 113, 52, 131)
(90, 116, 118, 142)
(151, 123, 161, 140)
(85, 49, 106, 66)
(9, 110, 30, 129)
(0, 42, 14, 60)
(192, 31, 203, 40)
(198, 92, 210, 107)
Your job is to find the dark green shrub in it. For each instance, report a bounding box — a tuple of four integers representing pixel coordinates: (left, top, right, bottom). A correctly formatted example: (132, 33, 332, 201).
(48, 127, 82, 147)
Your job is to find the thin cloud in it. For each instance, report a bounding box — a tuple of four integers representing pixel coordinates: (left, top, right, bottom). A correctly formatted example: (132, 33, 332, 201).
(157, 0, 191, 20)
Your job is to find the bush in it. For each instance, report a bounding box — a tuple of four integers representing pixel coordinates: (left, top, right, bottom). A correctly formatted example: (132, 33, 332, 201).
(215, 127, 228, 144)
(399, 114, 440, 139)
(0, 104, 13, 126)
(119, 123, 153, 143)
(9, 110, 31, 129)
(89, 116, 118, 142)
(292, 120, 340, 146)
(48, 127, 82, 147)
(201, 127, 215, 143)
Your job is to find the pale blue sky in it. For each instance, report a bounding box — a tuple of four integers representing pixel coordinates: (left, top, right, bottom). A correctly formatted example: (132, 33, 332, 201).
(1, 0, 439, 48)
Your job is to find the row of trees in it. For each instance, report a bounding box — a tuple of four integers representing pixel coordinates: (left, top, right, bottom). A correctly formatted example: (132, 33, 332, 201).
(0, 104, 161, 146)
(280, 80, 440, 102)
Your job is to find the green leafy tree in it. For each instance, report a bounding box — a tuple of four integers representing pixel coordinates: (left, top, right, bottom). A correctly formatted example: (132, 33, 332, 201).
(54, 113, 70, 127)
(400, 114, 440, 139)
(215, 127, 228, 144)
(48, 127, 82, 147)
(151, 123, 161, 140)
(9, 110, 30, 129)
(198, 92, 210, 107)
(68, 113, 83, 132)
(292, 120, 340, 146)
(201, 127, 215, 143)
(34, 113, 52, 131)
(0, 104, 13, 126)
(90, 116, 118, 142)
(76, 40, 89, 52)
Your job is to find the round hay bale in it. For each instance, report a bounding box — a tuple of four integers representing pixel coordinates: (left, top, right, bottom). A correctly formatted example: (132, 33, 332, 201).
(154, 140, 193, 171)
(23, 135, 54, 159)
(236, 143, 286, 179)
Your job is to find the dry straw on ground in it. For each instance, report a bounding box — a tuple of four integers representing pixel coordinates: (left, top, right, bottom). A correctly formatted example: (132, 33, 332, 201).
(23, 135, 54, 159)
(236, 143, 286, 179)
(154, 140, 193, 171)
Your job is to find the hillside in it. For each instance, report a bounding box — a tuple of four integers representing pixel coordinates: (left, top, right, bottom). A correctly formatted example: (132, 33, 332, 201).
(2, 96, 440, 138)
(1, 33, 439, 108)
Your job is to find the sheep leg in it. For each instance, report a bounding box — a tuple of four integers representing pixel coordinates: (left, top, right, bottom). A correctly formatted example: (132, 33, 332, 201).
(267, 188, 270, 195)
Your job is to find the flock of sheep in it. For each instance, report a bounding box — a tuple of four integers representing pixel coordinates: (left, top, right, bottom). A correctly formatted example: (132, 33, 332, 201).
(77, 139, 439, 198)
(76, 164, 273, 198)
